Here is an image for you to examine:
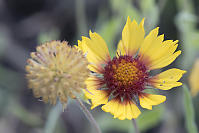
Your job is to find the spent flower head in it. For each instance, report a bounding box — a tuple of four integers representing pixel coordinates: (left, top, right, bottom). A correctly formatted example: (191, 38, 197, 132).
(26, 40, 90, 108)
(77, 17, 186, 120)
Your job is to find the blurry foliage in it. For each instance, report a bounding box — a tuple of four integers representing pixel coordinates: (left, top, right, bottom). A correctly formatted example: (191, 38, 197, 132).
(8, 101, 43, 127)
(0, 32, 7, 58)
(97, 17, 122, 57)
(137, 106, 165, 132)
(175, 0, 199, 69)
(140, 0, 161, 31)
(38, 28, 60, 44)
(183, 85, 198, 133)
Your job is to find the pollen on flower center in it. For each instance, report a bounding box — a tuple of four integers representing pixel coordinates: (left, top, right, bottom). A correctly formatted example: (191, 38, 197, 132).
(103, 55, 149, 98)
(113, 59, 140, 86)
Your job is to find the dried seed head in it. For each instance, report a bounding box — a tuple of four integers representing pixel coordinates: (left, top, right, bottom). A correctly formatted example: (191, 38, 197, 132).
(26, 40, 90, 108)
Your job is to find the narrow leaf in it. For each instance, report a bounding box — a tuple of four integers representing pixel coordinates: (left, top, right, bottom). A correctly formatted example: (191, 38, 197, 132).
(183, 85, 198, 133)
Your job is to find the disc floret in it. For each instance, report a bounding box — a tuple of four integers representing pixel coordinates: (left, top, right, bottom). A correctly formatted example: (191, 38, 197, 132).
(103, 55, 149, 100)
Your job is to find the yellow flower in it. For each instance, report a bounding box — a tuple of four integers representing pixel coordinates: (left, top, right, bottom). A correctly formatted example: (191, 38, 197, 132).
(77, 17, 186, 120)
(189, 59, 199, 97)
(26, 40, 90, 108)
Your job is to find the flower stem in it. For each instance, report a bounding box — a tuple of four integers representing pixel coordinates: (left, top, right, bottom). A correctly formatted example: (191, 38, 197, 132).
(132, 119, 140, 133)
(76, 98, 102, 133)
(44, 102, 62, 133)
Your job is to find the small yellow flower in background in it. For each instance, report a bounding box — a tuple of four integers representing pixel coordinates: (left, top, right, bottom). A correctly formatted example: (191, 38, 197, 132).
(26, 40, 90, 109)
(77, 17, 186, 120)
(189, 59, 199, 97)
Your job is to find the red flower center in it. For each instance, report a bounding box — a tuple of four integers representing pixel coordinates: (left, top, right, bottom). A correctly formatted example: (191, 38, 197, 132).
(103, 55, 149, 100)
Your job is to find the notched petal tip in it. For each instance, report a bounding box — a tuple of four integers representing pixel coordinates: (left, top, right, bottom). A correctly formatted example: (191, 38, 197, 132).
(89, 30, 98, 38)
(101, 99, 141, 120)
(154, 27, 160, 34)
(140, 18, 145, 26)
(81, 36, 89, 42)
(174, 40, 179, 44)
(127, 16, 132, 24)
(132, 19, 139, 26)
(151, 68, 186, 90)
(159, 34, 165, 40)
(139, 93, 166, 110)
(182, 70, 187, 74)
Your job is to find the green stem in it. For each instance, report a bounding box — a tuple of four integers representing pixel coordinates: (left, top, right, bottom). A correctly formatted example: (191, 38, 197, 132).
(132, 119, 140, 133)
(75, 0, 87, 36)
(76, 98, 102, 133)
(44, 102, 62, 133)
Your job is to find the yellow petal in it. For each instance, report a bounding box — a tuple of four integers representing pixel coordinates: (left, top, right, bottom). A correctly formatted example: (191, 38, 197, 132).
(85, 87, 109, 109)
(84, 76, 109, 109)
(189, 59, 199, 97)
(116, 40, 126, 57)
(122, 17, 145, 56)
(139, 93, 166, 110)
(139, 27, 181, 70)
(85, 75, 102, 89)
(146, 40, 178, 63)
(150, 68, 186, 90)
(148, 50, 181, 70)
(139, 27, 160, 58)
(101, 99, 141, 120)
(77, 31, 111, 72)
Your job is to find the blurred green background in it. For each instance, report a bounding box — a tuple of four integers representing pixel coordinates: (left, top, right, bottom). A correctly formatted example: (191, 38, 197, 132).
(0, 0, 199, 133)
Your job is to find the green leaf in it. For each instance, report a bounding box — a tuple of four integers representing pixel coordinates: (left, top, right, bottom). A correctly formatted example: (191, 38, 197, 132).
(0, 31, 7, 58)
(97, 17, 122, 58)
(37, 28, 60, 44)
(97, 113, 131, 132)
(110, 0, 141, 21)
(137, 105, 164, 132)
(140, 0, 159, 30)
(183, 85, 198, 133)
(8, 101, 43, 127)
